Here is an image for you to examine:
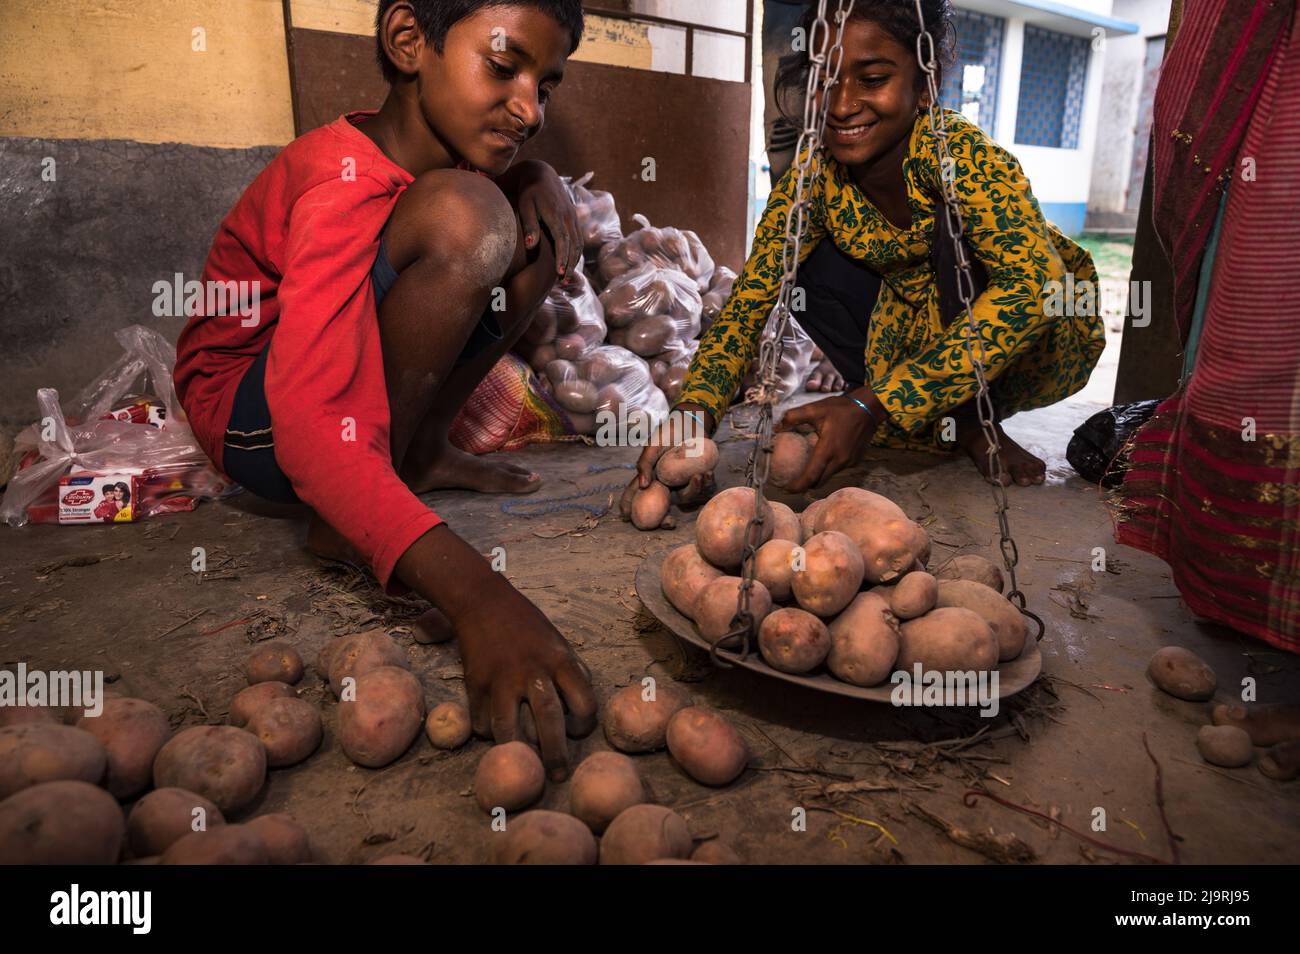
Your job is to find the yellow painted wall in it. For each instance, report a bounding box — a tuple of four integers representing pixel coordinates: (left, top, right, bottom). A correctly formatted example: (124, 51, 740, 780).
(0, 0, 654, 147)
(0, 0, 295, 148)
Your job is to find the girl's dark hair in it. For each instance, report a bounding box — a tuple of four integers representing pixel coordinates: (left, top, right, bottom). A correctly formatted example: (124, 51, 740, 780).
(772, 0, 957, 128)
(375, 0, 585, 83)
(115, 482, 131, 504)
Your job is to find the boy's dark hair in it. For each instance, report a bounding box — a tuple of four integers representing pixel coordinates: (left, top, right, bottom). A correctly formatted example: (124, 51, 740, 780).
(375, 0, 585, 83)
(773, 0, 956, 127)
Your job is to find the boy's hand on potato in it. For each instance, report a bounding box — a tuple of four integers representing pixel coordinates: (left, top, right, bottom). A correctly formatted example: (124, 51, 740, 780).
(776, 389, 881, 492)
(456, 585, 598, 781)
(622, 404, 715, 518)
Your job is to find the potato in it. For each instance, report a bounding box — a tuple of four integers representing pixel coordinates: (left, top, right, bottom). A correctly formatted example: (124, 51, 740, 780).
(754, 538, 799, 601)
(694, 576, 772, 643)
(413, 606, 455, 644)
(791, 531, 865, 617)
(897, 607, 998, 673)
(338, 666, 425, 768)
(933, 554, 1004, 593)
(329, 630, 410, 698)
(415, 704, 467, 753)
(627, 315, 676, 357)
(555, 333, 587, 361)
(245, 813, 312, 864)
(161, 824, 269, 865)
(666, 706, 749, 786)
(798, 499, 828, 541)
(889, 571, 938, 620)
(127, 787, 225, 857)
(768, 501, 802, 544)
(631, 481, 671, 530)
(556, 378, 600, 414)
(564, 752, 642, 833)
(244, 641, 304, 685)
(599, 804, 692, 865)
(475, 741, 545, 814)
(660, 545, 724, 620)
(0, 723, 107, 799)
(153, 725, 267, 814)
(768, 431, 812, 488)
(691, 840, 742, 864)
(247, 697, 322, 767)
(817, 487, 908, 532)
(494, 810, 598, 864)
(1147, 646, 1216, 701)
(695, 486, 775, 569)
(580, 353, 620, 385)
(228, 681, 297, 728)
(934, 579, 1026, 661)
(0, 780, 124, 865)
(827, 591, 900, 686)
(826, 511, 924, 584)
(76, 697, 170, 799)
(602, 683, 693, 753)
(1196, 725, 1253, 768)
(759, 608, 831, 674)
(655, 437, 719, 487)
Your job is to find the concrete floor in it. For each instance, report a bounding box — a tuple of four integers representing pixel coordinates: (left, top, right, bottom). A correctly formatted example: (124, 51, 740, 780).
(1, 390, 1297, 864)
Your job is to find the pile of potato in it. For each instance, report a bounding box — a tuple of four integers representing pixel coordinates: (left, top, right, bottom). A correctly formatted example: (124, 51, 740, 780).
(517, 257, 608, 372)
(540, 344, 669, 437)
(657, 448, 1028, 687)
(596, 213, 715, 293)
(0, 622, 480, 865)
(476, 682, 744, 864)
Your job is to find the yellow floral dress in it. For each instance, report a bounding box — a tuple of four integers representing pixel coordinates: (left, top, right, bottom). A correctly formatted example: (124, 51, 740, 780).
(678, 109, 1106, 451)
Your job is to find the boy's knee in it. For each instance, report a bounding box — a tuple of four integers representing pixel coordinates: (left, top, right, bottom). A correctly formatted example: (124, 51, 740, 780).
(389, 169, 518, 283)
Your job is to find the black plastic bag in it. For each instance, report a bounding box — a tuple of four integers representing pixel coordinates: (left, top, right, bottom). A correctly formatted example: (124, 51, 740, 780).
(1066, 400, 1161, 487)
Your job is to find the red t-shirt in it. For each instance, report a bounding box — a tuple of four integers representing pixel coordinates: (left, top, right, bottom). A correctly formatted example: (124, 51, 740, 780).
(175, 111, 442, 588)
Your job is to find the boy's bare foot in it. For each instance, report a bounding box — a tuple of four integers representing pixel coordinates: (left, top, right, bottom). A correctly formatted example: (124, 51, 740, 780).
(1213, 703, 1300, 747)
(958, 423, 1046, 486)
(402, 441, 541, 495)
(307, 513, 362, 566)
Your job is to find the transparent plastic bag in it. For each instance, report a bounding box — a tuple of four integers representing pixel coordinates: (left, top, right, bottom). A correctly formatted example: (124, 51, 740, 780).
(700, 266, 737, 333)
(597, 214, 715, 291)
(1, 325, 230, 527)
(564, 172, 623, 252)
(598, 263, 702, 357)
(541, 344, 668, 436)
(741, 319, 816, 403)
(540, 259, 607, 360)
(649, 338, 698, 404)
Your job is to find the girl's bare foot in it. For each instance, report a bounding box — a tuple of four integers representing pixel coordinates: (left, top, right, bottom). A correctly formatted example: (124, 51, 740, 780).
(958, 424, 1046, 486)
(805, 359, 846, 393)
(1213, 703, 1300, 747)
(402, 440, 541, 495)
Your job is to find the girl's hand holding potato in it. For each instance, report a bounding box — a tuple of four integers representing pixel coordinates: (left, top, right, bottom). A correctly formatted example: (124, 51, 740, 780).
(620, 402, 717, 518)
(776, 387, 885, 493)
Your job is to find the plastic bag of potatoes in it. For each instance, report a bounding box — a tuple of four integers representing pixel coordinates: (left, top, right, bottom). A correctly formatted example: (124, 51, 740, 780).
(740, 319, 816, 402)
(564, 172, 622, 253)
(517, 258, 607, 372)
(700, 266, 736, 334)
(600, 263, 702, 358)
(648, 338, 698, 405)
(597, 214, 715, 292)
(541, 344, 669, 436)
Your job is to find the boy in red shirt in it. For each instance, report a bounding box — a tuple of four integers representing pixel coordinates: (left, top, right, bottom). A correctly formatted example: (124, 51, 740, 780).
(176, 0, 596, 779)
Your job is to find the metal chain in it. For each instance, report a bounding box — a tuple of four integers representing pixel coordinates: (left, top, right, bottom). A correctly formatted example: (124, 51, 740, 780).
(714, 0, 856, 667)
(913, 1, 1042, 640)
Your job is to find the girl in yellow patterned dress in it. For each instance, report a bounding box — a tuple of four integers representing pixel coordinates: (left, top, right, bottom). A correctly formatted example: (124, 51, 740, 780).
(627, 0, 1104, 503)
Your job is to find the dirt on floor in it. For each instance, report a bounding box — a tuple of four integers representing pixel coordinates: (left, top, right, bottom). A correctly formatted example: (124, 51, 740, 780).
(1, 401, 1297, 865)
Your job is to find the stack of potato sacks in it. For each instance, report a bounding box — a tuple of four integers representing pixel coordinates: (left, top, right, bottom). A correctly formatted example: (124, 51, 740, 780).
(653, 430, 1029, 686)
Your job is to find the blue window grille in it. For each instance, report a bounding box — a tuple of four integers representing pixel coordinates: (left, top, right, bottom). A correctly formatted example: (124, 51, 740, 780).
(939, 9, 1005, 134)
(1015, 25, 1090, 149)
